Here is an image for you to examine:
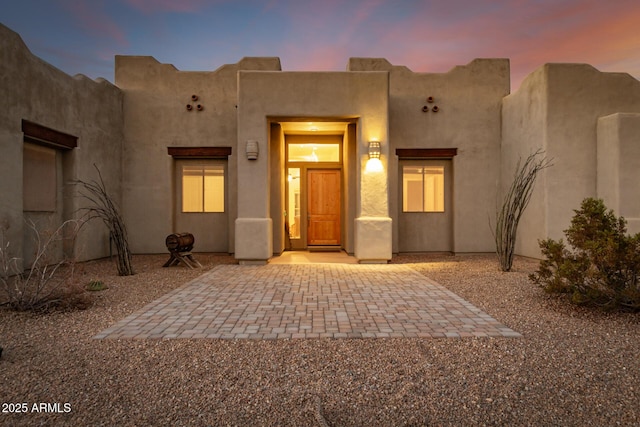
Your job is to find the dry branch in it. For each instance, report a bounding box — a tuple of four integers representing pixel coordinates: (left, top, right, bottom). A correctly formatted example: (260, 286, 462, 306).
(76, 165, 135, 276)
(1, 219, 84, 311)
(494, 149, 552, 271)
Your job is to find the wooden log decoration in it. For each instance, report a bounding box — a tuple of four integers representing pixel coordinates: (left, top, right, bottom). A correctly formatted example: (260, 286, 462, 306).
(165, 233, 195, 252)
(163, 232, 202, 269)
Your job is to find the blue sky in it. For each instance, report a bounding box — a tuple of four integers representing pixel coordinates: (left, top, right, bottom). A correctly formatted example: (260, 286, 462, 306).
(1, 0, 638, 89)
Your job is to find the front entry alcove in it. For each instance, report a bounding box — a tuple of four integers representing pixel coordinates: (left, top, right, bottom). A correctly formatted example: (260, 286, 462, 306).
(270, 119, 357, 255)
(235, 69, 390, 264)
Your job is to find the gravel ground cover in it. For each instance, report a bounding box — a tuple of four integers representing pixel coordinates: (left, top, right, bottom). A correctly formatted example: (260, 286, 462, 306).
(0, 253, 638, 426)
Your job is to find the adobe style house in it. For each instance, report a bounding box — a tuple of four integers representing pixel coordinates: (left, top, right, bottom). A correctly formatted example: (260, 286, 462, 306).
(2, 23, 640, 265)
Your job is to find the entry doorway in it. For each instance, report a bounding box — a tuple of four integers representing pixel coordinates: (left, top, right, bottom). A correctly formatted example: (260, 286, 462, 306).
(285, 139, 343, 250)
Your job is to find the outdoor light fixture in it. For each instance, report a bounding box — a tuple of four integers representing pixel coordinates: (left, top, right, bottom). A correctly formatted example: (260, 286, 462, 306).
(246, 140, 259, 160)
(368, 141, 381, 159)
(365, 141, 383, 172)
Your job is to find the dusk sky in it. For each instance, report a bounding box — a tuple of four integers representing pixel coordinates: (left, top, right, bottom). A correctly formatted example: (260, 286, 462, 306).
(2, 0, 639, 90)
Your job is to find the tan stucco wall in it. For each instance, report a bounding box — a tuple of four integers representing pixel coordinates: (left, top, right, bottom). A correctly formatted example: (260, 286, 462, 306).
(115, 56, 281, 253)
(597, 113, 640, 235)
(501, 67, 549, 258)
(349, 58, 510, 253)
(503, 64, 640, 258)
(0, 24, 123, 263)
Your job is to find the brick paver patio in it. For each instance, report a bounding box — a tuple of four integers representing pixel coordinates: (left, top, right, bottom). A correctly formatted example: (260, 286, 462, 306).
(94, 264, 521, 340)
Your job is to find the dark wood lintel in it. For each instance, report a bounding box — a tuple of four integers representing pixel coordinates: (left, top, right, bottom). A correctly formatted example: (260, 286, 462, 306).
(22, 120, 78, 149)
(167, 146, 232, 158)
(395, 148, 458, 159)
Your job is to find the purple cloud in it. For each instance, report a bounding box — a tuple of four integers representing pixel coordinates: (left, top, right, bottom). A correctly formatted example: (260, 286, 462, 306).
(62, 0, 129, 47)
(124, 0, 212, 14)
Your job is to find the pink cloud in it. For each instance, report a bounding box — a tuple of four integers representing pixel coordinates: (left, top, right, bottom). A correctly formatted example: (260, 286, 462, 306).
(369, 0, 640, 88)
(503, 1, 640, 85)
(62, 0, 128, 47)
(282, 44, 349, 71)
(274, 0, 389, 70)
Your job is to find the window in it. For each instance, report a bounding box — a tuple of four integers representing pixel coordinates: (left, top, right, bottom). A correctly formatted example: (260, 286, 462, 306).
(23, 143, 57, 212)
(182, 165, 224, 212)
(286, 168, 301, 239)
(402, 165, 444, 212)
(287, 143, 340, 162)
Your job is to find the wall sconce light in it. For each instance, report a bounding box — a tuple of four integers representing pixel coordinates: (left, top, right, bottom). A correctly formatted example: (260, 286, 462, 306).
(246, 140, 259, 160)
(368, 141, 381, 159)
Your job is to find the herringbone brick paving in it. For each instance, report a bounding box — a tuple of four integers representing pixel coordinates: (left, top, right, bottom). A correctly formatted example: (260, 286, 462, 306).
(94, 263, 521, 340)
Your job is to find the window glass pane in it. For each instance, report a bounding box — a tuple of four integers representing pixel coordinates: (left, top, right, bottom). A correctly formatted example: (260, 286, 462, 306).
(402, 166, 424, 212)
(204, 167, 224, 212)
(182, 166, 203, 212)
(288, 143, 339, 162)
(423, 166, 444, 212)
(402, 165, 445, 212)
(287, 168, 301, 239)
(182, 165, 225, 213)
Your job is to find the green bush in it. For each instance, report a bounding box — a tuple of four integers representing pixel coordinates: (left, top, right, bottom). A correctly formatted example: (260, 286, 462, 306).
(86, 279, 107, 291)
(530, 198, 640, 311)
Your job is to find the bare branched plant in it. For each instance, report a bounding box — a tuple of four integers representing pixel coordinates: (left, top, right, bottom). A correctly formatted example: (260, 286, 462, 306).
(0, 219, 88, 311)
(494, 149, 552, 272)
(76, 165, 135, 276)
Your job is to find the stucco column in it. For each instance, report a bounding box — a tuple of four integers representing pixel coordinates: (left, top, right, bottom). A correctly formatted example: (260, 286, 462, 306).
(234, 137, 272, 264)
(354, 125, 392, 263)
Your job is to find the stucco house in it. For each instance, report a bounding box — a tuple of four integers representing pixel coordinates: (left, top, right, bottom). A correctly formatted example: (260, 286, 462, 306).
(2, 23, 639, 266)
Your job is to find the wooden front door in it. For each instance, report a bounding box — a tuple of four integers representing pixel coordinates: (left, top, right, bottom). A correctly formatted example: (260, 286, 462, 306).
(307, 169, 341, 245)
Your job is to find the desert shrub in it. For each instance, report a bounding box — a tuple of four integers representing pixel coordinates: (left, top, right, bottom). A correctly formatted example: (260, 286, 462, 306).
(0, 220, 91, 312)
(530, 198, 640, 311)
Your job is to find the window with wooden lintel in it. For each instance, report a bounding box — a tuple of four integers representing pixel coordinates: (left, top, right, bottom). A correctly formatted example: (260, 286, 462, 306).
(168, 147, 232, 214)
